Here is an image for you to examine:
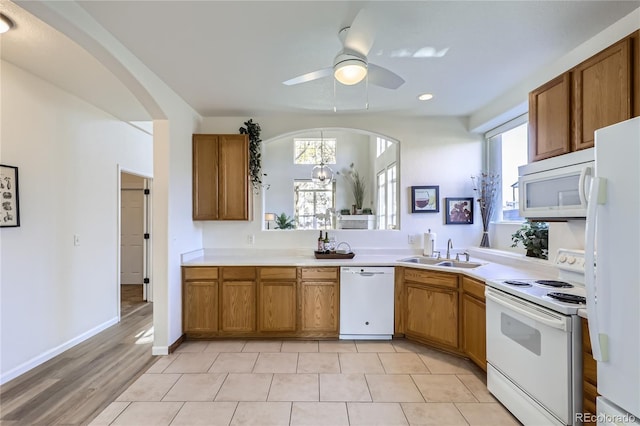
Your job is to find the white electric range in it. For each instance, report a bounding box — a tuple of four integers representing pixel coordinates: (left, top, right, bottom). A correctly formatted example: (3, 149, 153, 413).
(485, 249, 587, 426)
(487, 248, 587, 315)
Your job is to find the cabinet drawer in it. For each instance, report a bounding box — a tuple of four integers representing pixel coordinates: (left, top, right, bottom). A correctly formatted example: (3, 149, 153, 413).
(301, 267, 338, 280)
(222, 267, 256, 280)
(259, 267, 297, 280)
(404, 268, 458, 289)
(462, 276, 485, 300)
(183, 267, 218, 281)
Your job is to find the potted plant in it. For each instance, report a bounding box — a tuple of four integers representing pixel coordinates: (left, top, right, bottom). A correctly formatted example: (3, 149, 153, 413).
(342, 163, 366, 213)
(239, 119, 266, 192)
(511, 221, 549, 259)
(274, 213, 296, 229)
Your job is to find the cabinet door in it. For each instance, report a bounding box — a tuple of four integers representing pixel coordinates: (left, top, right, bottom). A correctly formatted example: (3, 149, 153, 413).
(192, 135, 219, 220)
(259, 281, 296, 332)
(300, 281, 338, 333)
(218, 134, 249, 220)
(529, 73, 571, 162)
(221, 281, 256, 332)
(462, 294, 486, 370)
(405, 283, 458, 348)
(183, 281, 218, 333)
(573, 38, 632, 150)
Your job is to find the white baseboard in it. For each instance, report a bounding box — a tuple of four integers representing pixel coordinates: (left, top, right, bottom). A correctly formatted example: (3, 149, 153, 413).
(152, 346, 169, 356)
(0, 317, 118, 385)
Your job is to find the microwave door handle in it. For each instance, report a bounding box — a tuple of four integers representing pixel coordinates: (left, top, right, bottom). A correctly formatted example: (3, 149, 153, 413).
(585, 177, 608, 362)
(579, 166, 592, 206)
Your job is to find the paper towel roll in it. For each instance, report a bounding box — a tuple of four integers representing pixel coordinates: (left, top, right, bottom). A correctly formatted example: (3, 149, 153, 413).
(423, 230, 436, 256)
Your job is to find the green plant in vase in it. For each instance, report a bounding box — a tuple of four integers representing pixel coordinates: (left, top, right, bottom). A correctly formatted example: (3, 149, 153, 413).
(274, 213, 296, 229)
(511, 221, 549, 259)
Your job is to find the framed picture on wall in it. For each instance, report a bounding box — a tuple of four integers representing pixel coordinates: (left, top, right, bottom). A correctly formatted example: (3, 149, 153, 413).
(0, 164, 20, 227)
(411, 186, 439, 213)
(445, 197, 474, 224)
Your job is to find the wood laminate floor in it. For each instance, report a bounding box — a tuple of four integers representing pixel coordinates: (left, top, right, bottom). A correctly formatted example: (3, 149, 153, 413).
(0, 303, 154, 425)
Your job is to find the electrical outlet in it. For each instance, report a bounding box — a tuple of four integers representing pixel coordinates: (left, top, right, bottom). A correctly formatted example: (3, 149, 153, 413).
(73, 234, 80, 246)
(248, 234, 255, 245)
(408, 234, 417, 244)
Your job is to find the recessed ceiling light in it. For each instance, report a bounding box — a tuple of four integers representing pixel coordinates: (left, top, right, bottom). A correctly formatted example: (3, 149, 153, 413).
(418, 93, 434, 101)
(0, 14, 15, 34)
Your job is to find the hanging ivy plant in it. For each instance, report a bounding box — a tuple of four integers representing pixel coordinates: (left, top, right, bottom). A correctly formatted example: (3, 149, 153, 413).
(239, 118, 265, 192)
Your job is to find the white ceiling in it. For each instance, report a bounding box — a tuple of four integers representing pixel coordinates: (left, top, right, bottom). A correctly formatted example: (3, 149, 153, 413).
(2, 1, 640, 121)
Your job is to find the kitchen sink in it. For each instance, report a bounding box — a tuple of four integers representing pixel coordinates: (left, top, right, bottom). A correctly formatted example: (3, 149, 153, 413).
(398, 256, 485, 269)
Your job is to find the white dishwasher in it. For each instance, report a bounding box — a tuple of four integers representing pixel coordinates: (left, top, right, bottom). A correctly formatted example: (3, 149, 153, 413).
(339, 266, 395, 340)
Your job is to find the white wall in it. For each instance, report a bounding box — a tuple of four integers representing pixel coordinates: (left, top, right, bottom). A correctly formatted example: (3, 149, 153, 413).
(200, 115, 483, 252)
(0, 61, 153, 383)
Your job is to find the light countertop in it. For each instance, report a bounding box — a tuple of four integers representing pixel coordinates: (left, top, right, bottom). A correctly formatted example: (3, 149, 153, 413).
(181, 248, 558, 284)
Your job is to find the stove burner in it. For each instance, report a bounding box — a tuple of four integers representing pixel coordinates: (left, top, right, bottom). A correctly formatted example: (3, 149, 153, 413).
(547, 292, 586, 304)
(536, 280, 574, 288)
(504, 280, 532, 287)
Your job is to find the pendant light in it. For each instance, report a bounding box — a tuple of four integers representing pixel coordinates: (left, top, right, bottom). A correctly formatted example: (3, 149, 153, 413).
(311, 131, 333, 185)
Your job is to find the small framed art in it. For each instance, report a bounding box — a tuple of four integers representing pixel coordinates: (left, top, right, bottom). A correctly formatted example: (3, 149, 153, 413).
(411, 186, 439, 213)
(445, 197, 473, 224)
(0, 164, 20, 227)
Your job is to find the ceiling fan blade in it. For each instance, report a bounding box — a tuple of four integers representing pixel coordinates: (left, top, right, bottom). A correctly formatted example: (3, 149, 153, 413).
(282, 67, 332, 86)
(344, 8, 375, 56)
(368, 64, 405, 89)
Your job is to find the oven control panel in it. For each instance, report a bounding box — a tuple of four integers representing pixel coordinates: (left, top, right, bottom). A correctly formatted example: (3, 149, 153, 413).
(555, 248, 586, 274)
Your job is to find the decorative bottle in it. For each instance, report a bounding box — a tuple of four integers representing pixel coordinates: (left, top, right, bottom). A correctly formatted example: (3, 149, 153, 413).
(324, 232, 330, 252)
(317, 231, 324, 252)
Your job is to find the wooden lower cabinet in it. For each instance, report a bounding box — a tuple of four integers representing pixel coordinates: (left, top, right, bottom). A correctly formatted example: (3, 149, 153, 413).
(582, 317, 598, 425)
(299, 267, 339, 336)
(403, 269, 459, 350)
(461, 276, 487, 371)
(182, 267, 219, 336)
(221, 280, 256, 332)
(258, 267, 297, 333)
(182, 265, 338, 338)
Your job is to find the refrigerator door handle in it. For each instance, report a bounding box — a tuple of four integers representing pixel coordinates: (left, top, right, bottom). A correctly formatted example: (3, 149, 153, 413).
(585, 177, 608, 362)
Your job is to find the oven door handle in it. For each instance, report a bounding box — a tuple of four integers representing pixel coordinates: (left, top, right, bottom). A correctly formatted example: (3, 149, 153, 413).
(486, 290, 568, 331)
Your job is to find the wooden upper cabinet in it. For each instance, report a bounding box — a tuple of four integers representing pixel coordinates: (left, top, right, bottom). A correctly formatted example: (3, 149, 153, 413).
(573, 38, 632, 150)
(529, 73, 571, 162)
(192, 134, 250, 220)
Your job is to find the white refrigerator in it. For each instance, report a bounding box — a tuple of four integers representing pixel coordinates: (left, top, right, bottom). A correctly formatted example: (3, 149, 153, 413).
(586, 117, 640, 425)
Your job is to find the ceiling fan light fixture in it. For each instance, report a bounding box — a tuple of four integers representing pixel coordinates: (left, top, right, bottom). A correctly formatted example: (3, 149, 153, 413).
(0, 13, 15, 34)
(418, 93, 434, 101)
(334, 55, 367, 86)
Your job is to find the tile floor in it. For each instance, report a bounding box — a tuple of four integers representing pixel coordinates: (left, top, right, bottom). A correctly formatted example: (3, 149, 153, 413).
(90, 339, 520, 426)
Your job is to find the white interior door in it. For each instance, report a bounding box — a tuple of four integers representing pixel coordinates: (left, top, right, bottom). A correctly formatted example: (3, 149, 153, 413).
(121, 174, 145, 285)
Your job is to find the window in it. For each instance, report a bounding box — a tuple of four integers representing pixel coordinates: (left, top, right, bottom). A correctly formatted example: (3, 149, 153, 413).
(294, 138, 336, 164)
(486, 115, 528, 222)
(376, 137, 392, 158)
(376, 163, 397, 229)
(294, 180, 335, 229)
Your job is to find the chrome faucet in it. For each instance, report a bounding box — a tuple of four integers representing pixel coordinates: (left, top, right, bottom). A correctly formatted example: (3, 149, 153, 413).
(446, 239, 453, 259)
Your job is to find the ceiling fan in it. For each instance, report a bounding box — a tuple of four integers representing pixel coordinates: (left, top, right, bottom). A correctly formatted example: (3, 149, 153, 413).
(282, 9, 405, 90)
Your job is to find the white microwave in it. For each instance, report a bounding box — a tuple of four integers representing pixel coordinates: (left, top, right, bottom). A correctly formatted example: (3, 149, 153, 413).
(518, 148, 594, 220)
